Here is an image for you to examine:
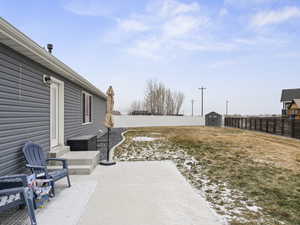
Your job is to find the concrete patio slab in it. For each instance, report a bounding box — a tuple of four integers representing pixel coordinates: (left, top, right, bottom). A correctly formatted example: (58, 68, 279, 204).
(37, 180, 97, 225)
(78, 161, 223, 225)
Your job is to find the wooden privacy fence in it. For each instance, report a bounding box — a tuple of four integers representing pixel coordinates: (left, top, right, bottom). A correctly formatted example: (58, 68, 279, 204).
(224, 117, 300, 139)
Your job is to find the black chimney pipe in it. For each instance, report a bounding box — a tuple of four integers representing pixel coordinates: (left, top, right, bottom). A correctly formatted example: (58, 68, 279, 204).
(47, 44, 53, 54)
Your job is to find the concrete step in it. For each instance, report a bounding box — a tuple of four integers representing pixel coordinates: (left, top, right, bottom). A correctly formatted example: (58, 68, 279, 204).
(48, 165, 95, 175)
(48, 145, 70, 158)
(48, 151, 100, 175)
(65, 151, 99, 166)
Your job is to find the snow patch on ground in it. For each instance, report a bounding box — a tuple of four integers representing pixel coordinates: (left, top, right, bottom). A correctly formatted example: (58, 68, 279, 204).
(132, 136, 161, 142)
(115, 135, 273, 225)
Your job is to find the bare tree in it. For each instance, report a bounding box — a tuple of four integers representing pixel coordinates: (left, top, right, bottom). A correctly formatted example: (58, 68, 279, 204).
(129, 100, 143, 114)
(144, 79, 156, 114)
(174, 91, 185, 115)
(156, 82, 166, 115)
(165, 88, 175, 115)
(130, 79, 185, 115)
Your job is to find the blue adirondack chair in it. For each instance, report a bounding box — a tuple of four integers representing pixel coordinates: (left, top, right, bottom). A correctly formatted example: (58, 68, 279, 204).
(22, 142, 71, 196)
(0, 174, 37, 225)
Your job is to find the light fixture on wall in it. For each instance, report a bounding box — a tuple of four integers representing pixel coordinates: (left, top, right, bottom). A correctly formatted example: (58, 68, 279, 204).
(43, 75, 52, 86)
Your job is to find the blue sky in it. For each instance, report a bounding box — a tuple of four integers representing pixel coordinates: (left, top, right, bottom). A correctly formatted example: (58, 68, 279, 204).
(1, 0, 300, 115)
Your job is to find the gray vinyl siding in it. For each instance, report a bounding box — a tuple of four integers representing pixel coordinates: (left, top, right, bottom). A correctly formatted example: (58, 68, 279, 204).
(0, 43, 106, 176)
(0, 43, 50, 176)
(64, 79, 106, 142)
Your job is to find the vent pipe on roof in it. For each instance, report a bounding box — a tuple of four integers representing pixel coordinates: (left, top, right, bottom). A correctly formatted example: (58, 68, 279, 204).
(47, 43, 53, 54)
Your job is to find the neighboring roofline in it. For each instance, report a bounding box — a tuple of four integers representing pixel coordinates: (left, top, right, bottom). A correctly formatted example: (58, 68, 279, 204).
(0, 17, 107, 100)
(280, 88, 300, 102)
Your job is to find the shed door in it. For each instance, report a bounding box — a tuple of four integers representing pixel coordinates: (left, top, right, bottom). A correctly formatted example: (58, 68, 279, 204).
(50, 82, 59, 147)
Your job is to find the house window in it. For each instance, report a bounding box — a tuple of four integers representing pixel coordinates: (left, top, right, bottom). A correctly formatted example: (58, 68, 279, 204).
(82, 91, 92, 124)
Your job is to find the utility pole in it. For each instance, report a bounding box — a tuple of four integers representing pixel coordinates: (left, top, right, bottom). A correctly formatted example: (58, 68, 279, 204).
(226, 100, 229, 115)
(198, 87, 206, 117)
(191, 99, 194, 116)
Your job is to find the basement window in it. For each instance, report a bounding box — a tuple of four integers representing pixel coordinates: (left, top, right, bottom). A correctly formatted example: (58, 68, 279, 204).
(82, 91, 93, 124)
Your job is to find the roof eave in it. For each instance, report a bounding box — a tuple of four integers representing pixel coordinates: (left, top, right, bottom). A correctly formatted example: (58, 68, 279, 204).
(0, 17, 107, 100)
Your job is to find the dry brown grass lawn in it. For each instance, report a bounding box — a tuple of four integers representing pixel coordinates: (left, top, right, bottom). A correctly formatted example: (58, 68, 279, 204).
(132, 126, 300, 172)
(117, 126, 300, 225)
(163, 126, 300, 172)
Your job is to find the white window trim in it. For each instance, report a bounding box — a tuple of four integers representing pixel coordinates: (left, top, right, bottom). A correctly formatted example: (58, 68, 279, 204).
(82, 91, 93, 125)
(50, 76, 64, 149)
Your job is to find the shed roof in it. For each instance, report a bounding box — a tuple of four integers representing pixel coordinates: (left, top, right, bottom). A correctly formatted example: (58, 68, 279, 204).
(281, 88, 300, 102)
(0, 17, 106, 99)
(205, 111, 221, 116)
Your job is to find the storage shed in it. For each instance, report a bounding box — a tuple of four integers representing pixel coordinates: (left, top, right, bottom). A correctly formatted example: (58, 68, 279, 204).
(205, 112, 222, 127)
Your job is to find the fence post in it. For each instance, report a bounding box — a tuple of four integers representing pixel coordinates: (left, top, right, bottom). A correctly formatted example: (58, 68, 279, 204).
(254, 119, 257, 130)
(260, 119, 262, 131)
(291, 118, 295, 138)
(273, 118, 276, 134)
(266, 119, 269, 133)
(281, 118, 284, 135)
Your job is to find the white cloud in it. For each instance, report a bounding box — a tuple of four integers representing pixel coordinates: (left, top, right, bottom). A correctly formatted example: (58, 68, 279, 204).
(174, 41, 237, 52)
(147, 0, 200, 18)
(275, 51, 300, 58)
(101, 0, 296, 60)
(225, 0, 276, 7)
(64, 0, 111, 16)
(127, 37, 165, 60)
(234, 36, 287, 47)
(118, 19, 149, 32)
(219, 8, 228, 17)
(162, 15, 208, 38)
(106, 0, 223, 59)
(209, 59, 238, 69)
(251, 7, 300, 27)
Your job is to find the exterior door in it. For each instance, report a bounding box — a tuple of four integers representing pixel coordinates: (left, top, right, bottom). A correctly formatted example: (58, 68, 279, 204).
(50, 82, 59, 147)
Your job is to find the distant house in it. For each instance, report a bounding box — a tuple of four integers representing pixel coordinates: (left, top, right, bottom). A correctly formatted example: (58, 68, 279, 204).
(281, 88, 300, 119)
(0, 18, 107, 175)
